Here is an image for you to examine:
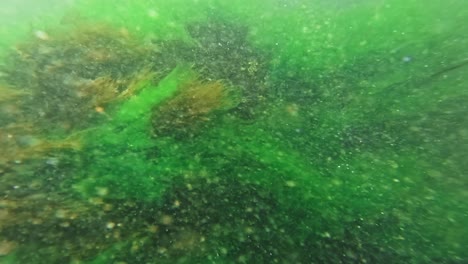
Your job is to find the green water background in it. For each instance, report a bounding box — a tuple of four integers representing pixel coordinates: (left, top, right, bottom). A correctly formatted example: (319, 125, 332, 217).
(0, 0, 467, 263)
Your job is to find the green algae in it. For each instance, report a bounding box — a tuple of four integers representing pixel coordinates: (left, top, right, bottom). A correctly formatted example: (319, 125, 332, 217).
(74, 66, 196, 201)
(1, 0, 468, 263)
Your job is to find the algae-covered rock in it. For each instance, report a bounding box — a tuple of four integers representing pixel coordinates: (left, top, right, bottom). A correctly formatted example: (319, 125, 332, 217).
(1, 23, 152, 133)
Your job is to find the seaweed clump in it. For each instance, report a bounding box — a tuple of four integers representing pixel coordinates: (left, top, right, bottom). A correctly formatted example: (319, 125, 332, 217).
(154, 18, 270, 120)
(0, 22, 156, 262)
(1, 23, 152, 133)
(152, 78, 238, 139)
(0, 22, 154, 185)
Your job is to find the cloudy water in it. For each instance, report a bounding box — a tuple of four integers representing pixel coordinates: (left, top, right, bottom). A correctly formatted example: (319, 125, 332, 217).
(0, 0, 467, 263)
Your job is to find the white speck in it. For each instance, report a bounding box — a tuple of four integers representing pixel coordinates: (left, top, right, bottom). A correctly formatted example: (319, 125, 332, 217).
(147, 9, 159, 18)
(106, 222, 115, 229)
(46, 157, 59, 166)
(285, 181, 296, 187)
(402, 56, 412, 62)
(34, 30, 50, 40)
(96, 187, 109, 196)
(389, 160, 399, 169)
(393, 178, 400, 183)
(55, 209, 67, 219)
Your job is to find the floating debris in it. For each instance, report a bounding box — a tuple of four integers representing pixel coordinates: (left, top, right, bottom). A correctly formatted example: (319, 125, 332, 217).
(34, 30, 50, 41)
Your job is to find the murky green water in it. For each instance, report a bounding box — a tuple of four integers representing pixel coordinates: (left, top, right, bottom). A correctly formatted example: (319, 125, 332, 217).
(0, 0, 467, 263)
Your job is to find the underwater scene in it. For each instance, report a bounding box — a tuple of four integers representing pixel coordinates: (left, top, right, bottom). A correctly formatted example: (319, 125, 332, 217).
(0, 0, 467, 263)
